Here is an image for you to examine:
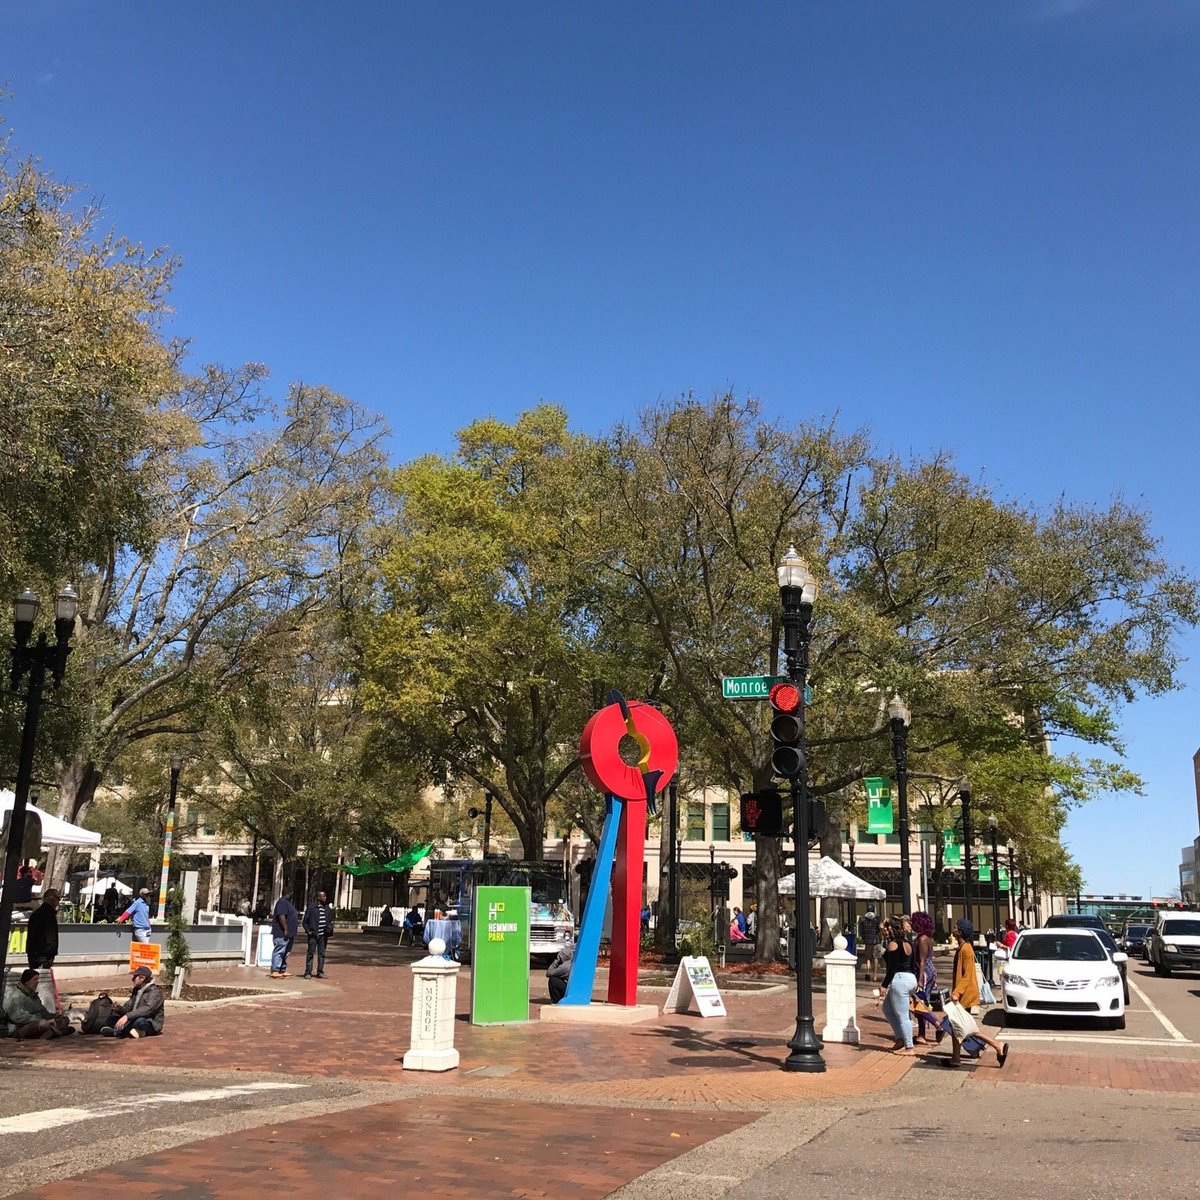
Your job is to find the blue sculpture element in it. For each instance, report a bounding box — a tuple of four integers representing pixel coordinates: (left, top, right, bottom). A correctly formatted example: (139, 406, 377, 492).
(560, 795, 621, 1005)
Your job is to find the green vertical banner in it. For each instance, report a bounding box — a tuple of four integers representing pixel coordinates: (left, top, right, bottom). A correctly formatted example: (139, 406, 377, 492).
(942, 830, 962, 867)
(471, 886, 531, 1025)
(976, 853, 992, 883)
(865, 777, 894, 834)
(998, 866, 1010, 892)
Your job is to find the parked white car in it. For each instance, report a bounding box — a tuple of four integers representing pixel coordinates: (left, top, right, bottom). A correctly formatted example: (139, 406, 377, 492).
(997, 929, 1127, 1030)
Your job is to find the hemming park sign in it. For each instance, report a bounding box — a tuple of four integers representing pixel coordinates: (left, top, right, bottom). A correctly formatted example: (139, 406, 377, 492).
(470, 885, 530, 1025)
(722, 675, 812, 703)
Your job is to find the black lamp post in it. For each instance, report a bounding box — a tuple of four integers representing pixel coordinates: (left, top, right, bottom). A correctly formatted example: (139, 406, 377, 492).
(778, 545, 824, 1073)
(1006, 841, 1016, 922)
(664, 772, 680, 964)
(468, 792, 494, 858)
(0, 585, 78, 986)
(988, 815, 1001, 937)
(959, 784, 973, 932)
(708, 841, 717, 943)
(846, 836, 857, 929)
(887, 695, 911, 914)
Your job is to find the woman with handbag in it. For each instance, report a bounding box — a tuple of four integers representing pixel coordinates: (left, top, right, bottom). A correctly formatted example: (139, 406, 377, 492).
(880, 918, 919, 1055)
(910, 911, 939, 1043)
(944, 918, 1008, 1069)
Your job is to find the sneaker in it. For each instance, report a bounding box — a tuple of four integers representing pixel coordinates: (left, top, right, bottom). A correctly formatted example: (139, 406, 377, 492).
(303, 973, 312, 979)
(129, 1028, 141, 1039)
(315, 973, 326, 979)
(100, 1026, 115, 1037)
(269, 972, 284, 978)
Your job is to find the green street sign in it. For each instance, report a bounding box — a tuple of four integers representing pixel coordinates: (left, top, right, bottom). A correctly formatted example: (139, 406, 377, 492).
(722, 676, 812, 703)
(943, 830, 962, 867)
(976, 853, 992, 882)
(470, 886, 531, 1025)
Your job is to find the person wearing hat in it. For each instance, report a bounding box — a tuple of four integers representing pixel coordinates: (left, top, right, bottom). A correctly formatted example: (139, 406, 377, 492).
(116, 887, 154, 943)
(946, 918, 1008, 1068)
(101, 965, 165, 1038)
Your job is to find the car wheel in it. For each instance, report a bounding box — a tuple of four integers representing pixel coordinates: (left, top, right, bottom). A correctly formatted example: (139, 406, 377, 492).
(1111, 1014, 1126, 1031)
(1162, 965, 1172, 978)
(1154, 961, 1166, 976)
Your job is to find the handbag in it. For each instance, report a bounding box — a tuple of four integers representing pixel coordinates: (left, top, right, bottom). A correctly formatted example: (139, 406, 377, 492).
(927, 987, 945, 1011)
(943, 999, 979, 1040)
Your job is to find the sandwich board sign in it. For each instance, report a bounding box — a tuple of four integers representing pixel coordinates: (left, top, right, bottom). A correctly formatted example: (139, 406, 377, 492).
(470, 885, 531, 1024)
(663, 955, 727, 1018)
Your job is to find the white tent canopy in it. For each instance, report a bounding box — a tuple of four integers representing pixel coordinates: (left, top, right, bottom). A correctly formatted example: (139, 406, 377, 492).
(80, 875, 132, 897)
(0, 790, 102, 848)
(778, 855, 886, 900)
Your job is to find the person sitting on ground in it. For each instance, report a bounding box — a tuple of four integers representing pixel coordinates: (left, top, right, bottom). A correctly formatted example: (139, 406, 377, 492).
(5, 969, 72, 1039)
(546, 943, 576, 1003)
(101, 965, 165, 1039)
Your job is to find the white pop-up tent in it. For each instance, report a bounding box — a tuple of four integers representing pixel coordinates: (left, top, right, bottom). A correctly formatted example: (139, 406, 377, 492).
(0, 790, 102, 848)
(778, 855, 886, 900)
(80, 875, 132, 897)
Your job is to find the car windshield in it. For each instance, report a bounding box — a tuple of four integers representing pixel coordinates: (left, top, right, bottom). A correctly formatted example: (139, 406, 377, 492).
(1161, 920, 1200, 937)
(1126, 925, 1150, 936)
(1012, 934, 1107, 962)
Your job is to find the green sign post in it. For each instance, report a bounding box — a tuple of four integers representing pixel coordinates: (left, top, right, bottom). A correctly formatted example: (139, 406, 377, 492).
(976, 853, 992, 883)
(942, 830, 962, 867)
(721, 676, 812, 703)
(865, 777, 894, 835)
(470, 885, 531, 1025)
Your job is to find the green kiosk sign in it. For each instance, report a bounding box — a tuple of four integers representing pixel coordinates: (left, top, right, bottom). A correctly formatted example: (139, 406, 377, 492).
(470, 885, 531, 1025)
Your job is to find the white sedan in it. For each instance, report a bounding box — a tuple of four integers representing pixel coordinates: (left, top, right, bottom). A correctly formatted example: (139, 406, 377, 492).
(997, 929, 1128, 1030)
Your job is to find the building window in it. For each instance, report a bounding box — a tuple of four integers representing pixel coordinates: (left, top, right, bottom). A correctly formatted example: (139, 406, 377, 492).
(686, 803, 706, 841)
(882, 832, 901, 845)
(711, 803, 730, 842)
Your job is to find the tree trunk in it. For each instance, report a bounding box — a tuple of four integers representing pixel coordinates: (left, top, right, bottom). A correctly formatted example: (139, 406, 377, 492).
(45, 756, 104, 891)
(752, 768, 781, 963)
(272, 852, 284, 902)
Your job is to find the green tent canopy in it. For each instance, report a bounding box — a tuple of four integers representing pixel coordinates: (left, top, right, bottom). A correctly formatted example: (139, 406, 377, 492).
(338, 843, 434, 876)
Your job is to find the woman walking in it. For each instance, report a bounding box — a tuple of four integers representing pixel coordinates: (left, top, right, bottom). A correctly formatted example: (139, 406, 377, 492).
(880, 917, 919, 1055)
(911, 911, 938, 1043)
(945, 918, 1008, 1069)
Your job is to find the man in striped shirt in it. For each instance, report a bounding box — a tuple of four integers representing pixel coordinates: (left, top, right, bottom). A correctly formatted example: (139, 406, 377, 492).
(302, 890, 334, 979)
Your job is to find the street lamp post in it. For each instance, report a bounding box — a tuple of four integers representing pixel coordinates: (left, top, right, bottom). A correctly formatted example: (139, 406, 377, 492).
(778, 546, 825, 1073)
(887, 695, 912, 914)
(847, 836, 857, 929)
(708, 842, 717, 944)
(1006, 841, 1016, 921)
(468, 792, 494, 857)
(988, 816, 1001, 937)
(664, 772, 680, 964)
(157, 753, 184, 918)
(959, 785, 973, 932)
(0, 585, 78, 986)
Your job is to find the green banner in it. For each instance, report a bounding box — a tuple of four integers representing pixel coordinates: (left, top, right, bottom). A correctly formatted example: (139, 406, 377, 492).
(998, 866, 1010, 892)
(470, 886, 531, 1025)
(865, 777, 894, 835)
(976, 852, 992, 883)
(942, 830, 962, 867)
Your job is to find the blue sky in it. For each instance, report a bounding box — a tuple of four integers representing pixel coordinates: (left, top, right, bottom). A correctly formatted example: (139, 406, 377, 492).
(6, 2, 1198, 895)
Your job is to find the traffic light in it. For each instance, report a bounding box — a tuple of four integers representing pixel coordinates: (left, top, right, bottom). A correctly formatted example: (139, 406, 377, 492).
(769, 682, 804, 779)
(740, 789, 784, 836)
(807, 798, 827, 847)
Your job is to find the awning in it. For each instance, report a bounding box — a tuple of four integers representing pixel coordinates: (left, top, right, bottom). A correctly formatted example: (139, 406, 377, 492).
(0, 791, 102, 848)
(340, 842, 435, 876)
(778, 855, 887, 900)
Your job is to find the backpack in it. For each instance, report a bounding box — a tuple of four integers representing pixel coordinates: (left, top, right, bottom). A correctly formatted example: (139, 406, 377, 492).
(859, 913, 880, 943)
(82, 994, 115, 1035)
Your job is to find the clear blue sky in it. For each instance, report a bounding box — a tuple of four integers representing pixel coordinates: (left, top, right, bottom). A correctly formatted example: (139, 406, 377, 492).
(6, 1, 1199, 895)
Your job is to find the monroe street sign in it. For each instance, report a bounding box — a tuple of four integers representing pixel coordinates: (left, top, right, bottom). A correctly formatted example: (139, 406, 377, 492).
(722, 676, 812, 703)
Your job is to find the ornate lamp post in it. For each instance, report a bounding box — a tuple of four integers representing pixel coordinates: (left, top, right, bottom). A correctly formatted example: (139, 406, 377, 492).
(959, 784, 974, 932)
(0, 585, 78, 985)
(157, 753, 184, 917)
(887, 694, 912, 913)
(988, 815, 1002, 937)
(1007, 841, 1016, 921)
(777, 546, 824, 1073)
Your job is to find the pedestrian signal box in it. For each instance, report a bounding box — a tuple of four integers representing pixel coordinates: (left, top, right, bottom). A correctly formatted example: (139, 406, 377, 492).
(740, 789, 784, 837)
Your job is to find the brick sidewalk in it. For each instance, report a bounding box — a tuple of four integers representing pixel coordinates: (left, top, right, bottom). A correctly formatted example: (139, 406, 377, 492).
(973, 1052, 1200, 1093)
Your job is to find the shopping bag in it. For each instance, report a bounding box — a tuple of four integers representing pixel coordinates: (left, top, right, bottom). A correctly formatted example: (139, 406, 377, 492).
(943, 999, 978, 1040)
(980, 978, 996, 1005)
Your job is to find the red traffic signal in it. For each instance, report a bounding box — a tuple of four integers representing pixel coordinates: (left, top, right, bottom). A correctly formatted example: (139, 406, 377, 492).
(769, 682, 801, 713)
(740, 790, 784, 836)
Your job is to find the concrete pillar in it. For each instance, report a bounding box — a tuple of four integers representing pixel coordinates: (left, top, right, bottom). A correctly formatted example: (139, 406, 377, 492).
(403, 937, 461, 1072)
(207, 854, 221, 911)
(821, 934, 860, 1044)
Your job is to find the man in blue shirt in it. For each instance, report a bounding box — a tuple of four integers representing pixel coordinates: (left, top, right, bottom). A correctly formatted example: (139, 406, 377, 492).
(271, 890, 299, 978)
(117, 888, 153, 942)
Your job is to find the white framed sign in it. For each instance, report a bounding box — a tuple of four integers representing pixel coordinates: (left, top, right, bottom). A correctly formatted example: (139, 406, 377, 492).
(663, 954, 727, 1018)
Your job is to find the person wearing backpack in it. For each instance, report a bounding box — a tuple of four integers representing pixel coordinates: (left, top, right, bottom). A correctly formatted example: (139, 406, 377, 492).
(858, 908, 881, 981)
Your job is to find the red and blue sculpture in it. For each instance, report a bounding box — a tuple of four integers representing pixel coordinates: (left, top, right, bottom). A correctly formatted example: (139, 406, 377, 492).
(561, 691, 678, 1007)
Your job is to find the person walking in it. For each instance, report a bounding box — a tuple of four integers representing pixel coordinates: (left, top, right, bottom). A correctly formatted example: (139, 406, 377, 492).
(880, 917, 919, 1055)
(910, 910, 938, 1043)
(26, 889, 62, 1014)
(944, 919, 1008, 1069)
(302, 889, 334, 979)
(858, 907, 881, 981)
(271, 890, 299, 978)
(117, 888, 153, 942)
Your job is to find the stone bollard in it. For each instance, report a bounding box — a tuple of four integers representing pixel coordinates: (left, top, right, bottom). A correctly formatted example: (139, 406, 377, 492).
(403, 937, 461, 1072)
(821, 934, 860, 1045)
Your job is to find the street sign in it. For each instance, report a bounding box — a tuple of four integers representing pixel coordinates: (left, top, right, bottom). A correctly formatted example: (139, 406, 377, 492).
(722, 676, 812, 703)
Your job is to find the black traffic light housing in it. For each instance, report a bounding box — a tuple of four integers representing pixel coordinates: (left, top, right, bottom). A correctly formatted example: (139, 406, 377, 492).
(769, 682, 804, 779)
(740, 789, 784, 837)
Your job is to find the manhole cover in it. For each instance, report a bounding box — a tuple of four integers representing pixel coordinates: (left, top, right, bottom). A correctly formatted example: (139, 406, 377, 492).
(465, 1065, 520, 1078)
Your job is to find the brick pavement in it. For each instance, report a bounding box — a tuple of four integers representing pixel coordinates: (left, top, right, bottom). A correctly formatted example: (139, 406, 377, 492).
(973, 1052, 1200, 1093)
(22, 1097, 755, 1200)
